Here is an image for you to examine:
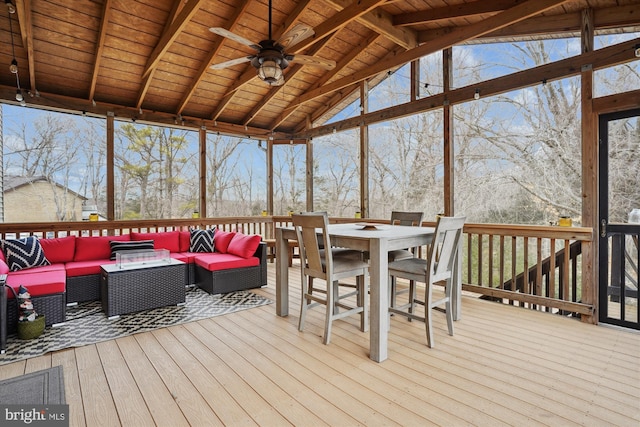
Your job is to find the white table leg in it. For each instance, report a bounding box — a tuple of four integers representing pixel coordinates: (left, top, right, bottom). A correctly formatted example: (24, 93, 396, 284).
(369, 238, 388, 362)
(275, 228, 289, 317)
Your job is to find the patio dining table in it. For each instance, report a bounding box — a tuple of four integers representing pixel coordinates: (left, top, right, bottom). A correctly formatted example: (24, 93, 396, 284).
(275, 222, 462, 363)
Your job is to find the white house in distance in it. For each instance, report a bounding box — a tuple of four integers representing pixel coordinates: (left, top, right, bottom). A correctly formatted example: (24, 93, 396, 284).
(2, 176, 87, 222)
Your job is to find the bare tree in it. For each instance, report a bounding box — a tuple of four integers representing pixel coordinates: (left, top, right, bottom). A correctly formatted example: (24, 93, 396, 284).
(206, 133, 243, 216)
(4, 112, 85, 220)
(273, 144, 305, 214)
(314, 131, 360, 216)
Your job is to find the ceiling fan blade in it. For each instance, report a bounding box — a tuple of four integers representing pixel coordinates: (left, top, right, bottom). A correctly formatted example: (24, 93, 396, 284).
(291, 54, 336, 70)
(210, 56, 252, 70)
(277, 23, 315, 48)
(209, 27, 261, 51)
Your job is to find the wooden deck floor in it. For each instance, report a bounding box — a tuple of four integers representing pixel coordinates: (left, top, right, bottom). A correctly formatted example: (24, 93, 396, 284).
(1, 262, 639, 427)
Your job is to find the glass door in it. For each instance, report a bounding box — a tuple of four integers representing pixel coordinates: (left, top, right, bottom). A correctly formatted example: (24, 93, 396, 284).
(598, 108, 640, 329)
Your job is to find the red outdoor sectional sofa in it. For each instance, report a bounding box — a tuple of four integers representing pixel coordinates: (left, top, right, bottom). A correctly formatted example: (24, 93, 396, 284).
(1, 229, 267, 331)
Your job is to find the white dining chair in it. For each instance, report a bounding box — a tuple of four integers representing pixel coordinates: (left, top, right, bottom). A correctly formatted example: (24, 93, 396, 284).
(388, 211, 424, 310)
(388, 216, 465, 348)
(292, 212, 369, 344)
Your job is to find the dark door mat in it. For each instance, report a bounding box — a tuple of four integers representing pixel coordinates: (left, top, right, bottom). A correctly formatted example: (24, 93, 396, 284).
(0, 365, 65, 404)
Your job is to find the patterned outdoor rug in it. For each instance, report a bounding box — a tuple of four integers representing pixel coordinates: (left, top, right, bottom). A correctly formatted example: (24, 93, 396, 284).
(0, 287, 272, 366)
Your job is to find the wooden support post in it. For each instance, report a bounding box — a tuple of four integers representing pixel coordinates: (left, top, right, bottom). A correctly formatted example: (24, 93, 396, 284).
(580, 9, 597, 324)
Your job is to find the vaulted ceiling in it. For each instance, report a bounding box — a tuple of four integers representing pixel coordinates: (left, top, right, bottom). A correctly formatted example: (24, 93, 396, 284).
(1, 0, 639, 140)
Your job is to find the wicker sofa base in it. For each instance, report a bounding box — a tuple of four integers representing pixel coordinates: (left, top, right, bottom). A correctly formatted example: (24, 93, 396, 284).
(195, 264, 263, 295)
(66, 274, 101, 304)
(67, 262, 193, 306)
(6, 292, 66, 333)
(100, 262, 187, 317)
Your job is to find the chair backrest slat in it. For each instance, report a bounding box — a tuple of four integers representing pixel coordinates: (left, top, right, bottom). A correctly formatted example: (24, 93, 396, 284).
(429, 216, 465, 280)
(292, 213, 331, 277)
(390, 211, 424, 227)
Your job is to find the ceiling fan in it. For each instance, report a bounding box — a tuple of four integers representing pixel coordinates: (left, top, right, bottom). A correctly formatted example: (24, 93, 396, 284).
(209, 0, 336, 86)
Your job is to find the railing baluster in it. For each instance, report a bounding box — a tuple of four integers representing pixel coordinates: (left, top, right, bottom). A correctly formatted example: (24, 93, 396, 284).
(488, 235, 494, 289)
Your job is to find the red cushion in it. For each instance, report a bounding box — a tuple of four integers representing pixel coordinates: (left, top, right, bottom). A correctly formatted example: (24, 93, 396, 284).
(227, 233, 262, 259)
(213, 231, 235, 254)
(194, 253, 259, 271)
(5, 270, 66, 298)
(74, 235, 130, 262)
(170, 253, 190, 263)
(179, 231, 191, 252)
(8, 263, 65, 275)
(40, 235, 76, 263)
(0, 260, 8, 275)
(131, 231, 180, 252)
(65, 260, 115, 277)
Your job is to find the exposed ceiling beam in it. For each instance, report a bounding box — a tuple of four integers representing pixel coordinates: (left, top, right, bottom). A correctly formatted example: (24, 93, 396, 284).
(323, 0, 417, 49)
(298, 49, 404, 133)
(176, 0, 253, 115)
(270, 32, 383, 131)
(280, 0, 571, 116)
(141, 0, 203, 78)
(286, 0, 387, 53)
(294, 82, 360, 134)
(393, 0, 524, 26)
(0, 82, 289, 141)
(136, 0, 187, 110)
(89, 0, 112, 102)
(479, 4, 640, 40)
(295, 36, 640, 140)
(14, 0, 36, 94)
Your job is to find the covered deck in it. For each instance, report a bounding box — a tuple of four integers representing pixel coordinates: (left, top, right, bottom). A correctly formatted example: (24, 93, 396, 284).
(0, 261, 638, 426)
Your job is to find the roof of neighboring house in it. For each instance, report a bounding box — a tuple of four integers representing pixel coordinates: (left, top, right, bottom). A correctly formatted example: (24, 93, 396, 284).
(3, 176, 87, 201)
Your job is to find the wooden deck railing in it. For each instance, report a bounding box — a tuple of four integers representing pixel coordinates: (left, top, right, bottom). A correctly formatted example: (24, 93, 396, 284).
(459, 223, 594, 320)
(0, 217, 595, 322)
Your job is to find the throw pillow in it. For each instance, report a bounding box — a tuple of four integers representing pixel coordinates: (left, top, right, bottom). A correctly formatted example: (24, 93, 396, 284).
(74, 235, 130, 262)
(1, 236, 51, 272)
(39, 235, 76, 264)
(189, 228, 215, 253)
(178, 230, 191, 252)
(110, 240, 155, 261)
(227, 233, 262, 259)
(213, 230, 235, 254)
(131, 231, 180, 252)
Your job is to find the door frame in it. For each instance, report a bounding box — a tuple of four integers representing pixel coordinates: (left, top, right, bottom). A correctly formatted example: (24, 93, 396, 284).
(597, 107, 640, 329)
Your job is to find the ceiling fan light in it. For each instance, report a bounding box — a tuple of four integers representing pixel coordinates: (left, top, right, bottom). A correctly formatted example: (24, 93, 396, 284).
(258, 59, 283, 85)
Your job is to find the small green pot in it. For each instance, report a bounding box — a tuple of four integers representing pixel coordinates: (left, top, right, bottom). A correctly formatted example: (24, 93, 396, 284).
(17, 315, 45, 340)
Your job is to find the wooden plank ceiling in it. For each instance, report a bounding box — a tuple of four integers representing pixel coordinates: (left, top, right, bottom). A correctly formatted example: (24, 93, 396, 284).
(1, 0, 639, 140)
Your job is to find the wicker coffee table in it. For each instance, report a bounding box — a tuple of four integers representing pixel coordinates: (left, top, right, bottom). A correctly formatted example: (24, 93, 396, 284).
(100, 258, 186, 318)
